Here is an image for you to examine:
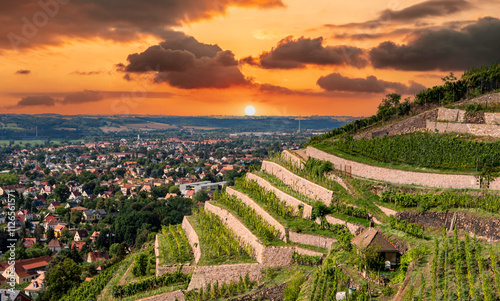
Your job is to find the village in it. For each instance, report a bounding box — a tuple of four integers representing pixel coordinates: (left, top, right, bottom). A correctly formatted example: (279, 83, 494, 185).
(0, 134, 302, 300)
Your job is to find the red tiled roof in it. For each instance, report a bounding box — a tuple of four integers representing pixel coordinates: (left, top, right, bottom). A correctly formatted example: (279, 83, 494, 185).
(23, 261, 49, 270)
(47, 239, 61, 248)
(352, 227, 399, 253)
(71, 241, 86, 250)
(7, 256, 52, 278)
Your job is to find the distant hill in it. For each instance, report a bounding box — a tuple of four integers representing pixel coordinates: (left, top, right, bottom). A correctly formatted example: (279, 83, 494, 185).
(0, 115, 358, 140)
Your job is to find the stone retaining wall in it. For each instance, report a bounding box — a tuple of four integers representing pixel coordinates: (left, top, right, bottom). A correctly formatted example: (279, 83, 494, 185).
(397, 210, 500, 240)
(155, 234, 160, 276)
(282, 150, 305, 168)
(226, 187, 288, 241)
(427, 120, 500, 138)
(306, 146, 480, 190)
(204, 201, 264, 262)
(323, 214, 363, 235)
(204, 202, 292, 266)
(187, 263, 263, 290)
(288, 232, 336, 249)
(437, 108, 465, 122)
(261, 161, 333, 205)
(136, 290, 185, 301)
(485, 112, 500, 125)
(246, 173, 313, 219)
(327, 173, 351, 193)
(354, 109, 438, 140)
(181, 216, 202, 264)
(490, 178, 500, 190)
(157, 265, 196, 277)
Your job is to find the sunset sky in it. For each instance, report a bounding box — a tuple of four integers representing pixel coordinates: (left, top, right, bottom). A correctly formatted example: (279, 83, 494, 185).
(1, 0, 500, 116)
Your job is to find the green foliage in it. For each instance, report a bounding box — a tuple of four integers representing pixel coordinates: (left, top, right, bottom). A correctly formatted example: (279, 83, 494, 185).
(235, 177, 296, 219)
(213, 191, 281, 244)
(112, 270, 190, 298)
(309, 257, 342, 301)
(319, 217, 354, 249)
(283, 271, 307, 301)
(267, 155, 340, 191)
(388, 215, 424, 237)
(132, 252, 149, 277)
(159, 224, 194, 265)
(330, 202, 368, 219)
(292, 251, 322, 266)
(393, 246, 428, 284)
(382, 190, 500, 213)
(54, 184, 71, 202)
(184, 273, 255, 301)
(60, 264, 118, 301)
(44, 258, 82, 301)
(193, 209, 252, 264)
(0, 172, 19, 185)
(325, 132, 500, 172)
(193, 190, 210, 203)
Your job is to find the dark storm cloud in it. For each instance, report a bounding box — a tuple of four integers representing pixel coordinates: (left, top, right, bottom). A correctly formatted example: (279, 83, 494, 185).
(15, 69, 31, 75)
(122, 33, 249, 89)
(0, 0, 283, 51)
(324, 0, 473, 30)
(317, 73, 426, 94)
(381, 0, 473, 23)
(17, 95, 56, 106)
(125, 47, 196, 73)
(241, 36, 368, 69)
(154, 51, 249, 89)
(369, 17, 500, 71)
(61, 90, 104, 104)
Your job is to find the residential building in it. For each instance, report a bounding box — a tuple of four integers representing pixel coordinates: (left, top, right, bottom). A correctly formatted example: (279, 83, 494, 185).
(0, 256, 52, 284)
(74, 229, 88, 241)
(86, 250, 109, 263)
(47, 239, 62, 252)
(83, 209, 107, 222)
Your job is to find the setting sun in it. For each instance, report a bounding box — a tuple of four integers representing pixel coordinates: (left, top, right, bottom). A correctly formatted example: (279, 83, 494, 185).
(245, 106, 256, 116)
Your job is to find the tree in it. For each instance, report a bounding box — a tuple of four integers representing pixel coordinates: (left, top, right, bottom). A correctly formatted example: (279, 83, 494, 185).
(109, 242, 127, 260)
(132, 252, 149, 276)
(193, 190, 210, 203)
(46, 228, 55, 242)
(43, 258, 82, 301)
(34, 224, 45, 241)
(135, 229, 150, 248)
(0, 172, 19, 185)
(70, 210, 83, 225)
(377, 93, 401, 120)
(168, 185, 180, 195)
(115, 167, 126, 177)
(53, 184, 70, 203)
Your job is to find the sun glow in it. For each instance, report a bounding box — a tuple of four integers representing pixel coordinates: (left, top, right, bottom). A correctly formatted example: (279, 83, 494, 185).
(245, 105, 256, 115)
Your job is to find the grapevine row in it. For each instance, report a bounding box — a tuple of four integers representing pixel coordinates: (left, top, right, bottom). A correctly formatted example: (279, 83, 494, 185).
(213, 190, 281, 243)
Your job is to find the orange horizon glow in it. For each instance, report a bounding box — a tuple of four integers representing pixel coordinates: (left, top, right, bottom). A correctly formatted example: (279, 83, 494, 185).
(2, 0, 499, 116)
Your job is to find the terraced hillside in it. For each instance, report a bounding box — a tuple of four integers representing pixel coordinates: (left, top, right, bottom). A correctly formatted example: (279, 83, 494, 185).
(73, 64, 500, 300)
(81, 144, 500, 300)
